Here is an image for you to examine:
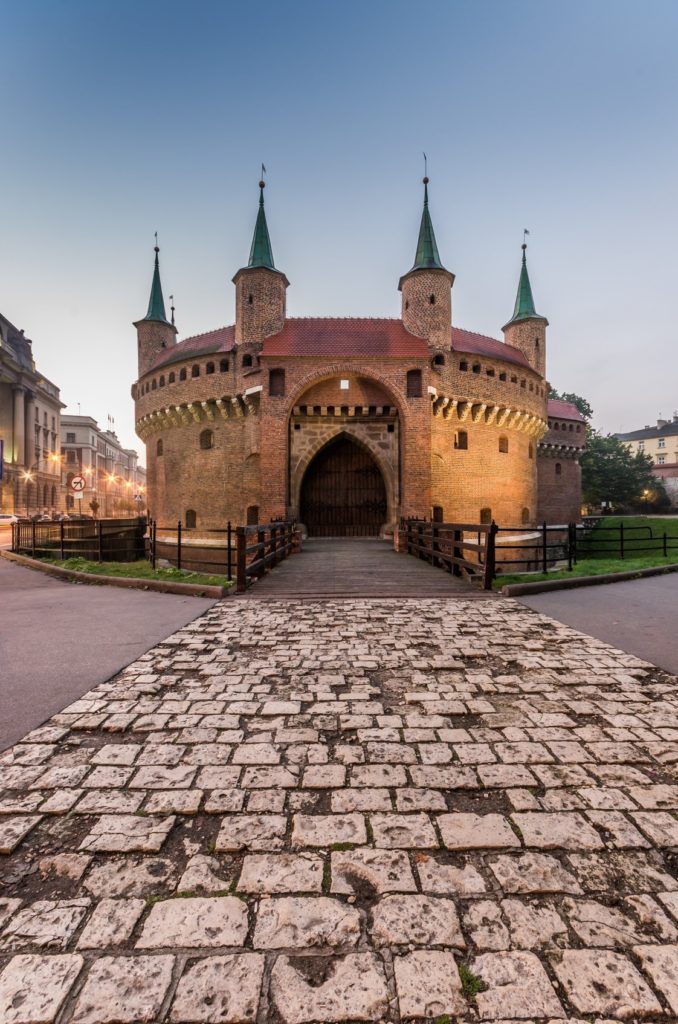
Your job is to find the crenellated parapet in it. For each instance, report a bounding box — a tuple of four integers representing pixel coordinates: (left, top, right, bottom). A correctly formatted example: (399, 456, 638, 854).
(429, 390, 548, 439)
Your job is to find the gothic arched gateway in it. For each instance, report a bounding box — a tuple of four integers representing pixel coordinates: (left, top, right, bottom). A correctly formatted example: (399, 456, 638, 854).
(300, 434, 388, 537)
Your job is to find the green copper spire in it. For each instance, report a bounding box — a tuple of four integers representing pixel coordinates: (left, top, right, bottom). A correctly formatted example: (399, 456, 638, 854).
(248, 180, 276, 270)
(508, 244, 542, 323)
(142, 243, 170, 324)
(411, 177, 444, 271)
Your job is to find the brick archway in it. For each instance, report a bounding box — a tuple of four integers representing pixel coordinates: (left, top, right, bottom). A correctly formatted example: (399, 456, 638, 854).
(291, 426, 398, 535)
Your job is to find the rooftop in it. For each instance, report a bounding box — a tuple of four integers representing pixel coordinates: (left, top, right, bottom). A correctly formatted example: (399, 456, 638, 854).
(148, 318, 532, 371)
(547, 399, 586, 422)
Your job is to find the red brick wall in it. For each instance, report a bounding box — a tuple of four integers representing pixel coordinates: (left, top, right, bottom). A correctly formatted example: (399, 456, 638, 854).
(537, 454, 582, 523)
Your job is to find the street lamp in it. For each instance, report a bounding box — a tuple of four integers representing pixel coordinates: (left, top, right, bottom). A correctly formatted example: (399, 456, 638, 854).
(21, 453, 63, 516)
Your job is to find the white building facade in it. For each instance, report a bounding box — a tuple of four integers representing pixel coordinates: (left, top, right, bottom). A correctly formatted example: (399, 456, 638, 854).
(60, 415, 146, 517)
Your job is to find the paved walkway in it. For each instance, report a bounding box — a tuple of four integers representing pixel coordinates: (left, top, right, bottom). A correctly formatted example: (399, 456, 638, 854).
(518, 573, 678, 676)
(245, 538, 492, 598)
(0, 557, 216, 752)
(0, 596, 677, 1021)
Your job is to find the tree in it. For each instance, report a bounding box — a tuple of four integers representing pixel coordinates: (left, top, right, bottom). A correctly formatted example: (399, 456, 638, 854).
(581, 431, 668, 510)
(548, 387, 594, 421)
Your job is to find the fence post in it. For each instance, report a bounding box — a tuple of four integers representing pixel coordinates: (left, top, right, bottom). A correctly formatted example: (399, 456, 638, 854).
(620, 520, 624, 560)
(60, 520, 65, 560)
(453, 529, 462, 577)
(177, 520, 182, 571)
(236, 527, 247, 592)
(540, 521, 547, 575)
(483, 522, 497, 590)
(97, 520, 103, 562)
(567, 523, 573, 572)
(150, 520, 156, 570)
(271, 525, 278, 566)
(257, 527, 266, 578)
(663, 532, 667, 557)
(227, 520, 232, 581)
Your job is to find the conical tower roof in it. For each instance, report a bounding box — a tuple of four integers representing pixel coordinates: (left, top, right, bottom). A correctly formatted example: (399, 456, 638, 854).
(410, 178, 445, 271)
(505, 244, 546, 326)
(140, 245, 171, 324)
(248, 181, 276, 270)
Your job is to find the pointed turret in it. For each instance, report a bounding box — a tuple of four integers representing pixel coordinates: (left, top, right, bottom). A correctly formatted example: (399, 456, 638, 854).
(233, 178, 289, 346)
(248, 183, 276, 269)
(134, 242, 177, 378)
(399, 177, 454, 352)
(502, 242, 548, 377)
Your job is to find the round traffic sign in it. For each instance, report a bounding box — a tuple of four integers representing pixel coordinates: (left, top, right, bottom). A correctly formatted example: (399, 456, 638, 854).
(71, 475, 86, 493)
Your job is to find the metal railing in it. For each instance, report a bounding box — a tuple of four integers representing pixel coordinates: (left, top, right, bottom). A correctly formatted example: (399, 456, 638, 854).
(236, 520, 296, 592)
(494, 522, 576, 575)
(11, 518, 146, 562)
(401, 518, 498, 590)
(576, 520, 678, 560)
(148, 521, 235, 579)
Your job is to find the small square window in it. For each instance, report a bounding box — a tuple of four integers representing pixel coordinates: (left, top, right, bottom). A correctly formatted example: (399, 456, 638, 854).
(340, 379, 349, 390)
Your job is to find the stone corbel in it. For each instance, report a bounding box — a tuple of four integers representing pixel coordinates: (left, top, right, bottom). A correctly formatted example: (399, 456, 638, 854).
(216, 399, 230, 421)
(497, 407, 512, 427)
(187, 403, 201, 423)
(175, 405, 191, 426)
(458, 400, 472, 422)
(201, 402, 215, 421)
(471, 403, 487, 424)
(485, 404, 499, 426)
(231, 397, 243, 418)
(443, 398, 458, 419)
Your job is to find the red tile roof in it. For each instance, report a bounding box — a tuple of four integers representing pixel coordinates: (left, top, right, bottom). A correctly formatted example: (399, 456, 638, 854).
(146, 318, 531, 371)
(149, 325, 236, 370)
(452, 327, 529, 369)
(547, 398, 586, 422)
(263, 318, 429, 358)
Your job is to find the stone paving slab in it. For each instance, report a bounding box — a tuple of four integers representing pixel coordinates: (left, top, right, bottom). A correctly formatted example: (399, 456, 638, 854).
(0, 596, 677, 1022)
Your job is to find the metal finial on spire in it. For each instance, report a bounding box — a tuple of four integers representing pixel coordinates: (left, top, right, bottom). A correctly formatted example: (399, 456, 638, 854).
(522, 228, 530, 255)
(423, 151, 428, 183)
(169, 294, 175, 326)
(154, 231, 159, 253)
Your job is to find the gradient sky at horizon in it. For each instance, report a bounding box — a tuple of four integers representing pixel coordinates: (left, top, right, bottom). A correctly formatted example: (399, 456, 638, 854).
(1, 0, 676, 455)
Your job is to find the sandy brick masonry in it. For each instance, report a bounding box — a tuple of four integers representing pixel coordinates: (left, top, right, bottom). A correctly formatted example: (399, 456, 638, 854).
(1, 598, 677, 1022)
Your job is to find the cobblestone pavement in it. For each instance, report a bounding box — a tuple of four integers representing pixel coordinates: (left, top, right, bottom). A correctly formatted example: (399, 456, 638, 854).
(1, 597, 677, 1023)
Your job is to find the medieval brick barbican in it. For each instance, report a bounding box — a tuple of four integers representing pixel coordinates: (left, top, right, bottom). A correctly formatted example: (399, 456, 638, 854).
(132, 181, 584, 535)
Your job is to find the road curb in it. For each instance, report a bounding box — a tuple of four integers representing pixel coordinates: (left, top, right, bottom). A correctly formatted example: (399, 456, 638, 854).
(0, 549, 230, 598)
(501, 561, 678, 596)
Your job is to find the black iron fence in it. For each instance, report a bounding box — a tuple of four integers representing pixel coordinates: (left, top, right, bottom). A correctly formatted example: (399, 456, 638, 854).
(577, 519, 678, 560)
(148, 521, 235, 578)
(12, 518, 146, 562)
(494, 522, 576, 575)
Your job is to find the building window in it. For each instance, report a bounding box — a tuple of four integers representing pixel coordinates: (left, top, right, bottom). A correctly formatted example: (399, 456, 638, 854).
(247, 505, 259, 525)
(499, 372, 507, 381)
(220, 359, 229, 372)
(658, 455, 666, 465)
(520, 379, 526, 389)
(66, 450, 77, 464)
(179, 368, 187, 381)
(192, 364, 200, 377)
(555, 462, 562, 475)
(248, 293, 254, 305)
(459, 360, 468, 371)
(66, 432, 76, 443)
(199, 429, 214, 450)
(472, 363, 481, 374)
(206, 362, 215, 375)
(658, 438, 666, 449)
(433, 354, 445, 366)
(480, 507, 492, 524)
(242, 354, 253, 368)
(51, 416, 55, 430)
(499, 436, 509, 453)
(486, 368, 495, 377)
(511, 375, 517, 384)
(576, 424, 581, 432)
(521, 507, 530, 524)
(406, 369, 422, 398)
(432, 505, 444, 522)
(429, 294, 436, 304)
(159, 375, 165, 387)
(169, 372, 175, 383)
(340, 379, 350, 389)
(454, 430, 468, 450)
(151, 379, 157, 390)
(269, 368, 285, 396)
(157, 439, 163, 456)
(185, 509, 197, 529)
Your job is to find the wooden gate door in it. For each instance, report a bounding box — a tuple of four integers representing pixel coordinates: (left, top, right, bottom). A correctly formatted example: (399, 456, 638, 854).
(300, 435, 387, 537)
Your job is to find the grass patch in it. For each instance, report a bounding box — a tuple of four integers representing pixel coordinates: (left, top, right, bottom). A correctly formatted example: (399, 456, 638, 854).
(38, 556, 231, 589)
(494, 554, 678, 589)
(458, 963, 488, 1001)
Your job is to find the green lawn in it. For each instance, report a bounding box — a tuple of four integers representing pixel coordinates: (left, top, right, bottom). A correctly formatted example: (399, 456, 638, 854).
(577, 515, 678, 559)
(494, 554, 678, 589)
(39, 556, 232, 589)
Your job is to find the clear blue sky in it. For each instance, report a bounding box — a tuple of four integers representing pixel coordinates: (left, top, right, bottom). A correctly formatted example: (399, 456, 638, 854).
(1, 0, 676, 454)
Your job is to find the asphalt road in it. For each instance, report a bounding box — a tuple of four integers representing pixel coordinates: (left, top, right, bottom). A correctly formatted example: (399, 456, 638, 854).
(517, 573, 678, 676)
(0, 557, 217, 751)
